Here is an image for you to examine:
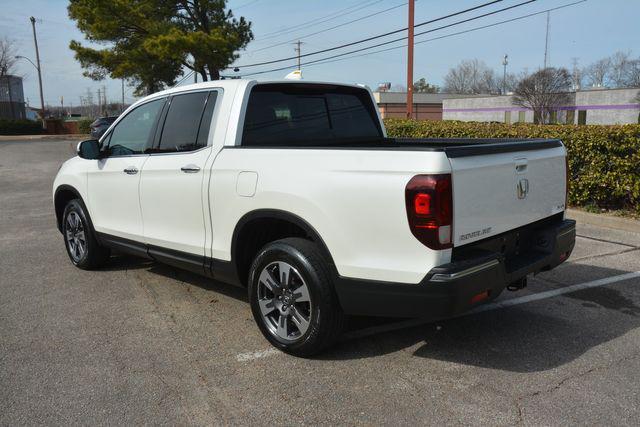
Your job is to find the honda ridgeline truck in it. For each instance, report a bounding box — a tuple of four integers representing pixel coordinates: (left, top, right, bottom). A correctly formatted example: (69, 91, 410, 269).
(53, 80, 576, 356)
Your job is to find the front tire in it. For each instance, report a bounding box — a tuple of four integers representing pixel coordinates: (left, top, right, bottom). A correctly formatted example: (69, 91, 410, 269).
(248, 238, 345, 357)
(62, 199, 110, 269)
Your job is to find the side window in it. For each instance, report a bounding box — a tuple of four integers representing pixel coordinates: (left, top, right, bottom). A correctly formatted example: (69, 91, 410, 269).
(196, 91, 218, 147)
(106, 99, 164, 156)
(157, 91, 217, 152)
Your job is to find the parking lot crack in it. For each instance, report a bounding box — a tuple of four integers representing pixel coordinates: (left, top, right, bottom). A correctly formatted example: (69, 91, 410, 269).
(127, 269, 240, 424)
(576, 234, 639, 249)
(520, 352, 640, 401)
(569, 247, 640, 263)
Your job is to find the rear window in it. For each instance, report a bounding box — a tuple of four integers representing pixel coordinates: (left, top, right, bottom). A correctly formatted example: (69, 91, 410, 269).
(241, 84, 383, 147)
(156, 91, 217, 153)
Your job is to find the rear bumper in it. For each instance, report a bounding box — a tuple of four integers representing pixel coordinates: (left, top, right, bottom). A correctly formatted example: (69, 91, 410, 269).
(334, 218, 576, 318)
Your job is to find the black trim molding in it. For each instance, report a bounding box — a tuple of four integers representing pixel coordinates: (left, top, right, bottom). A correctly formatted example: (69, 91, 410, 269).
(96, 232, 212, 278)
(222, 138, 563, 157)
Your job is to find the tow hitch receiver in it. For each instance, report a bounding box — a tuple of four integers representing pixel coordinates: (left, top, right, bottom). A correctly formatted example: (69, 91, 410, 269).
(507, 276, 528, 291)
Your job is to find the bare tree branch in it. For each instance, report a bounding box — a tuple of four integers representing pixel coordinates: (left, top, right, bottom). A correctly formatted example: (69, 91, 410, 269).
(443, 59, 503, 94)
(583, 57, 611, 88)
(512, 67, 573, 124)
(0, 38, 17, 76)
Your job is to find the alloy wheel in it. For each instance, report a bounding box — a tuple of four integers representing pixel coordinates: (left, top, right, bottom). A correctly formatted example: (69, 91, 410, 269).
(65, 211, 86, 262)
(257, 261, 312, 342)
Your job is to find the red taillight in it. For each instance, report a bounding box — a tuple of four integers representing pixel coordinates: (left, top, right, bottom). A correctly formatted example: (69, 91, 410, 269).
(405, 174, 453, 249)
(414, 193, 431, 215)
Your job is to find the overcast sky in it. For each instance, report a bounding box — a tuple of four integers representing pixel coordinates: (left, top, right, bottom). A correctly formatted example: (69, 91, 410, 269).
(1, 0, 638, 108)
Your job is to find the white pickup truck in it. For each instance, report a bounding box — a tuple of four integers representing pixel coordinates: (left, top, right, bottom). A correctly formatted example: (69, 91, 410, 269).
(53, 79, 575, 356)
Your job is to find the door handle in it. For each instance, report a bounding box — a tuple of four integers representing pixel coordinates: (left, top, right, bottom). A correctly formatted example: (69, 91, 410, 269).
(123, 166, 138, 175)
(181, 164, 201, 173)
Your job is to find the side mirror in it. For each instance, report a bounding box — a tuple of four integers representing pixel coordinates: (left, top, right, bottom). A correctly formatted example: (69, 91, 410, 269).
(77, 139, 101, 160)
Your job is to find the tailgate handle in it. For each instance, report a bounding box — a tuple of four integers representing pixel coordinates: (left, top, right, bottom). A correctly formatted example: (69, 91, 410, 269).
(515, 158, 528, 174)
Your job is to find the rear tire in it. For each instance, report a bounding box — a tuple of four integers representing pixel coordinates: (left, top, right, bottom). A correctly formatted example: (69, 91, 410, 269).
(248, 238, 345, 357)
(62, 199, 110, 270)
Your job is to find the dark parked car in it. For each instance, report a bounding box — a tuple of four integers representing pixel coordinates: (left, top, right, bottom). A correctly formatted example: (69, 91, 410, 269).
(89, 116, 118, 139)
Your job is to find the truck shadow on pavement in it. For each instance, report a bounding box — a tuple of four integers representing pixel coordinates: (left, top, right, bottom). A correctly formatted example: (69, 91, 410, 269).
(104, 255, 249, 302)
(321, 263, 640, 370)
(102, 256, 639, 371)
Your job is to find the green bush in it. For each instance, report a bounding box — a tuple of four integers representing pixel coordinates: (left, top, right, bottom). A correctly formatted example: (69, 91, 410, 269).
(78, 118, 93, 134)
(0, 119, 43, 135)
(384, 119, 640, 213)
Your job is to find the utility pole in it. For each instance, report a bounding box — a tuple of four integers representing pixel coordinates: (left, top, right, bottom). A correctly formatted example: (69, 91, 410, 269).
(543, 11, 550, 69)
(102, 85, 107, 115)
(97, 88, 101, 117)
(294, 40, 303, 70)
(60, 96, 64, 118)
(30, 16, 45, 127)
(502, 54, 509, 95)
(406, 0, 415, 119)
(121, 79, 125, 113)
(571, 57, 581, 90)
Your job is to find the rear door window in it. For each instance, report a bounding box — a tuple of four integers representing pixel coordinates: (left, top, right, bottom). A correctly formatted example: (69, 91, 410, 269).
(241, 84, 382, 147)
(156, 91, 217, 153)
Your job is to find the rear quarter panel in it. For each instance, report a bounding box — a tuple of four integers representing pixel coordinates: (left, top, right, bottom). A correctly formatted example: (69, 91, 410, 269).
(210, 148, 452, 284)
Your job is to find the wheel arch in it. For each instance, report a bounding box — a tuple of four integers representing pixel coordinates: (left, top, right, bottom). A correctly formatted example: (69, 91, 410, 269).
(229, 209, 338, 287)
(53, 185, 84, 233)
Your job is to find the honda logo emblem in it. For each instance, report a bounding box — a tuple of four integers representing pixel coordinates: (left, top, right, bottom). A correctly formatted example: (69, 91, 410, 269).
(517, 178, 529, 199)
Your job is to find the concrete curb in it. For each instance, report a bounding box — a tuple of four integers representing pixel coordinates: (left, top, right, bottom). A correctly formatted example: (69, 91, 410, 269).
(0, 134, 89, 141)
(566, 208, 640, 234)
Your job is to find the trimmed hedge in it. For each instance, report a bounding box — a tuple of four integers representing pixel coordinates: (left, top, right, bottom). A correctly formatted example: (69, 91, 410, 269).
(0, 119, 43, 135)
(78, 118, 93, 134)
(384, 119, 640, 213)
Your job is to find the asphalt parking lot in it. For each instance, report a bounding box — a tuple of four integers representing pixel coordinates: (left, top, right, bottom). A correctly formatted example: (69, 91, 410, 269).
(2, 138, 640, 425)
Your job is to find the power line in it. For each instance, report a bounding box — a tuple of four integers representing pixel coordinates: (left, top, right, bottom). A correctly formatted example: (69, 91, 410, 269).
(233, 0, 585, 77)
(254, 0, 384, 41)
(233, 0, 263, 11)
(234, 0, 538, 76)
(228, 0, 507, 69)
(173, 70, 195, 87)
(247, 2, 407, 54)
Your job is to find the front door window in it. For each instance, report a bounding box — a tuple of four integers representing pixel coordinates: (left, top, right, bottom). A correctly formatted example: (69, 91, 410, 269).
(105, 99, 164, 156)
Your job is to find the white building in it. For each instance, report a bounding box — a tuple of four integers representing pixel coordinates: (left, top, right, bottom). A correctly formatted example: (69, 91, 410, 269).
(443, 88, 640, 125)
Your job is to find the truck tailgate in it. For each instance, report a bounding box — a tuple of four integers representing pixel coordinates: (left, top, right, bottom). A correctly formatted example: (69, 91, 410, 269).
(449, 145, 567, 247)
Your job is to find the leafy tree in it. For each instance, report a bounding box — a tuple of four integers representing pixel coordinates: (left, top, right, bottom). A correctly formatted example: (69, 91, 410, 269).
(512, 67, 572, 124)
(68, 0, 253, 96)
(413, 78, 439, 93)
